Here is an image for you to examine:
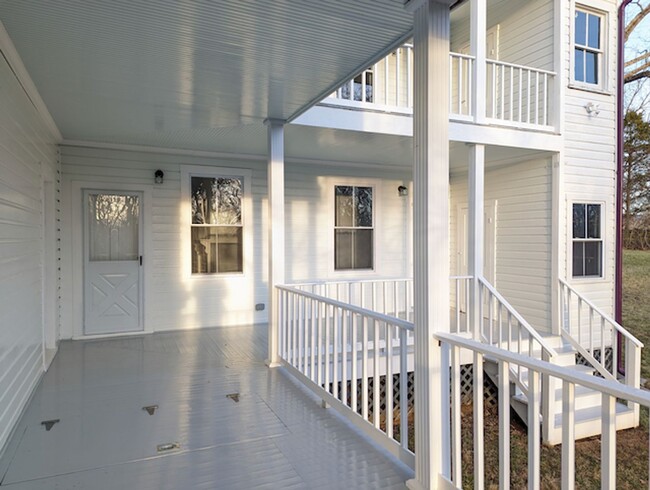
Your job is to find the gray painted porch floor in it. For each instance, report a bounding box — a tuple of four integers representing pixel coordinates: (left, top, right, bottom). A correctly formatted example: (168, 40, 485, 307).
(0, 325, 411, 489)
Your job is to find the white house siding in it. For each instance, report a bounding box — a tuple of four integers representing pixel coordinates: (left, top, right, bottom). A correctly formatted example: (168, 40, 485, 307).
(0, 55, 59, 453)
(59, 146, 412, 336)
(560, 0, 619, 319)
(59, 146, 267, 335)
(284, 163, 411, 283)
(451, 158, 553, 333)
(451, 0, 554, 70)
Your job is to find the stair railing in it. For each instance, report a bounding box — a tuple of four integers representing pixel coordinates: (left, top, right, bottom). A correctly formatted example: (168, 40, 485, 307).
(559, 278, 643, 421)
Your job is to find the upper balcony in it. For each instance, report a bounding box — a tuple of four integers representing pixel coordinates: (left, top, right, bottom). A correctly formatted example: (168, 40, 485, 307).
(319, 44, 557, 133)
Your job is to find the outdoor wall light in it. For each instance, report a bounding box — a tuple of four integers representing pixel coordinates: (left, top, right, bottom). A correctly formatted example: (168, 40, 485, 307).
(154, 169, 164, 184)
(398, 185, 408, 197)
(585, 102, 600, 116)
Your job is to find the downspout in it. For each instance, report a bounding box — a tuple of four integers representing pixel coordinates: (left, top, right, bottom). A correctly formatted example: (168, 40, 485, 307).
(617, 0, 632, 374)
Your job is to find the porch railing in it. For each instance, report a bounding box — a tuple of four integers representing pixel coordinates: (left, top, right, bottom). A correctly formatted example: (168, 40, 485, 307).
(323, 46, 556, 131)
(486, 59, 555, 128)
(439, 332, 650, 489)
(294, 276, 472, 335)
(559, 278, 643, 419)
(276, 284, 415, 467)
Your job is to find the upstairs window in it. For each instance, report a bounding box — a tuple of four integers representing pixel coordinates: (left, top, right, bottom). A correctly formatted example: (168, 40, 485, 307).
(334, 185, 373, 270)
(574, 8, 604, 86)
(572, 203, 602, 278)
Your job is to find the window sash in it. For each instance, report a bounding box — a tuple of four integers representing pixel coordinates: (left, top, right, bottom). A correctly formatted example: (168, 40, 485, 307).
(574, 8, 603, 85)
(334, 185, 374, 271)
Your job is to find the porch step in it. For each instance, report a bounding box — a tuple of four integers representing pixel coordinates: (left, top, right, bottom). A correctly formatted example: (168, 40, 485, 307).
(483, 334, 638, 446)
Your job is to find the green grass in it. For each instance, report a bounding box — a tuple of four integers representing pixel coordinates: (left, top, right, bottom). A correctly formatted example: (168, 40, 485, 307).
(623, 249, 650, 383)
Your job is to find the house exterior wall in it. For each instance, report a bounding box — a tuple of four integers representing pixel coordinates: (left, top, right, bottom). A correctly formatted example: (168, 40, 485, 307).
(559, 0, 619, 317)
(59, 145, 412, 337)
(0, 54, 60, 453)
(451, 158, 553, 333)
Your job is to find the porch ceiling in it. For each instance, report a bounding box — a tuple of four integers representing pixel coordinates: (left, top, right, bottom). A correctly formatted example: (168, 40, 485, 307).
(0, 1, 412, 151)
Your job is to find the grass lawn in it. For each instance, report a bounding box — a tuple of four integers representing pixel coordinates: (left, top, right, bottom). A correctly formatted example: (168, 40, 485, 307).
(623, 249, 650, 382)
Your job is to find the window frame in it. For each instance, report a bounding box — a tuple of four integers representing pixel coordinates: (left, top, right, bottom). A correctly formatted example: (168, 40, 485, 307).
(181, 165, 252, 279)
(568, 199, 606, 282)
(571, 4, 608, 92)
(330, 180, 380, 278)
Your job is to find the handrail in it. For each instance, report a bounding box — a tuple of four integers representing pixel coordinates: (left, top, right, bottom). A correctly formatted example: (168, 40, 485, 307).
(486, 58, 556, 76)
(479, 277, 558, 358)
(438, 332, 650, 406)
(559, 278, 643, 348)
(276, 284, 415, 332)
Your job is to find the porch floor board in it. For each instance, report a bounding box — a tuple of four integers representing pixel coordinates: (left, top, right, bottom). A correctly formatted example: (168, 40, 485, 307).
(0, 325, 411, 489)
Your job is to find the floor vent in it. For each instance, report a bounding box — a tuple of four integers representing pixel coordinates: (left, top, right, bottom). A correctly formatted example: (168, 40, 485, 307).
(156, 442, 180, 453)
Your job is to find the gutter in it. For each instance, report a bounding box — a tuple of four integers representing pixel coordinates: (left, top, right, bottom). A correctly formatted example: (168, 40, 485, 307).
(617, 0, 632, 373)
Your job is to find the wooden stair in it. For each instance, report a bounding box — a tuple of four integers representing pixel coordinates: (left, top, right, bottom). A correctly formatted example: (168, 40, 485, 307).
(484, 334, 637, 445)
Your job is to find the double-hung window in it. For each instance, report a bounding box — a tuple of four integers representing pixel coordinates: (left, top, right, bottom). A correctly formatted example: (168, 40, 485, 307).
(190, 176, 243, 274)
(572, 203, 603, 278)
(574, 7, 604, 86)
(334, 185, 374, 270)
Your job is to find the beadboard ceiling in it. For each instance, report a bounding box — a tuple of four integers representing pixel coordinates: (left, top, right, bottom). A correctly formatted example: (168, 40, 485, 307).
(0, 1, 413, 155)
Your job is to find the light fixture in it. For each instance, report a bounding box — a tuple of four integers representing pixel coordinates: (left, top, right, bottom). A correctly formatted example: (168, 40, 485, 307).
(398, 185, 408, 197)
(154, 169, 164, 184)
(585, 102, 600, 116)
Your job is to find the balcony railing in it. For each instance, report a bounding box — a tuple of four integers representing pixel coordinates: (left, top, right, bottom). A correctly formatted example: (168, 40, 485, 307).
(323, 47, 556, 131)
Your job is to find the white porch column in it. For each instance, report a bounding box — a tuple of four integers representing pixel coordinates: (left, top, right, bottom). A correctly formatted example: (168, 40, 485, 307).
(470, 0, 487, 123)
(405, 1, 453, 488)
(265, 119, 285, 368)
(468, 144, 485, 340)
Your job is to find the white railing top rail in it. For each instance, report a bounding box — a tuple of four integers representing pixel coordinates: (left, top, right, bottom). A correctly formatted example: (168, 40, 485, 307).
(289, 277, 413, 288)
(451, 52, 475, 61)
(559, 278, 643, 348)
(438, 332, 650, 406)
(290, 276, 471, 288)
(486, 58, 556, 77)
(479, 276, 559, 358)
(277, 284, 415, 332)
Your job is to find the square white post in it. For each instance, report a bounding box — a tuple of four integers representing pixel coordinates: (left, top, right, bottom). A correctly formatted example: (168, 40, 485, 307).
(470, 0, 487, 123)
(265, 119, 285, 368)
(468, 144, 485, 340)
(405, 0, 453, 488)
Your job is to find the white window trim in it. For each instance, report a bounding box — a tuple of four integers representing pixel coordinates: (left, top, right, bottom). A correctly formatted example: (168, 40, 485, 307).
(567, 198, 607, 284)
(181, 165, 253, 280)
(570, 3, 610, 93)
(328, 178, 381, 279)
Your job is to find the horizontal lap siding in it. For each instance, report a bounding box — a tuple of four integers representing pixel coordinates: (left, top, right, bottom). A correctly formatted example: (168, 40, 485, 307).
(60, 147, 267, 333)
(451, 158, 552, 333)
(284, 163, 411, 282)
(561, 0, 618, 318)
(60, 147, 412, 335)
(0, 54, 59, 453)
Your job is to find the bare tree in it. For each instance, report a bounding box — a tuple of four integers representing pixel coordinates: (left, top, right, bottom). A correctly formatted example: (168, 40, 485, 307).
(625, 1, 650, 84)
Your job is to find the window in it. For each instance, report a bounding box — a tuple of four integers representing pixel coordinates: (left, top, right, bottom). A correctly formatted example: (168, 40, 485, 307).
(572, 203, 602, 278)
(574, 8, 603, 86)
(190, 176, 243, 274)
(340, 68, 373, 103)
(334, 185, 373, 270)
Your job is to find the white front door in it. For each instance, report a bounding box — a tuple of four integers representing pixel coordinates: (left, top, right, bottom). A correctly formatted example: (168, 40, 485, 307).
(83, 191, 143, 335)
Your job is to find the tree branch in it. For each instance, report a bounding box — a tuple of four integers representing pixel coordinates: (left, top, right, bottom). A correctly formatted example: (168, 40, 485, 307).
(625, 3, 650, 41)
(626, 70, 650, 84)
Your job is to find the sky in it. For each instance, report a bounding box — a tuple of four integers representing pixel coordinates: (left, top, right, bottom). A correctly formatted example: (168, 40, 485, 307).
(625, 0, 650, 112)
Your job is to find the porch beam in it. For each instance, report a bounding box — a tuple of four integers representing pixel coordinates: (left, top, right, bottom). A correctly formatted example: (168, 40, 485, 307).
(468, 143, 485, 340)
(470, 0, 487, 123)
(265, 118, 285, 368)
(405, 0, 454, 488)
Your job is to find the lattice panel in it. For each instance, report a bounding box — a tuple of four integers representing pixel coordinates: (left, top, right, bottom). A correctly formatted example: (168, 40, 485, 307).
(575, 347, 614, 374)
(328, 363, 498, 421)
